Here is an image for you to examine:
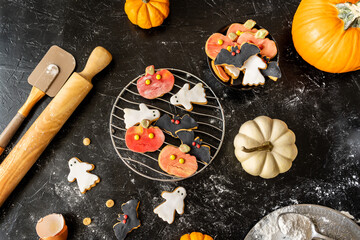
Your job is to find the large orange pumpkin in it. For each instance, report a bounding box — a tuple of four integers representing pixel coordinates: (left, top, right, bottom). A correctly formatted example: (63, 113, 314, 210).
(292, 0, 360, 73)
(124, 0, 170, 29)
(180, 232, 213, 240)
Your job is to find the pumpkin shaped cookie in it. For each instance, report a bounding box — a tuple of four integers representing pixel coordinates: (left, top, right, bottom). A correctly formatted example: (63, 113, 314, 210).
(125, 119, 165, 153)
(205, 33, 237, 60)
(158, 144, 198, 178)
(237, 30, 277, 59)
(226, 20, 258, 41)
(234, 116, 298, 179)
(137, 65, 174, 99)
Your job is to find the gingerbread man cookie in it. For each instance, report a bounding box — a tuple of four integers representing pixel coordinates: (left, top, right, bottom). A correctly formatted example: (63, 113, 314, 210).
(113, 199, 141, 240)
(170, 83, 207, 111)
(153, 187, 187, 224)
(67, 157, 100, 194)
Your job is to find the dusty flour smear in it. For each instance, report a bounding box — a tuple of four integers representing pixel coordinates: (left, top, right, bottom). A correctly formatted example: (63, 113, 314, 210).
(253, 207, 295, 240)
(278, 214, 312, 240)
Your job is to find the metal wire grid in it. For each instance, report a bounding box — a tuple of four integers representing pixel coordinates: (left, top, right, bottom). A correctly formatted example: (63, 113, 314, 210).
(109, 68, 225, 181)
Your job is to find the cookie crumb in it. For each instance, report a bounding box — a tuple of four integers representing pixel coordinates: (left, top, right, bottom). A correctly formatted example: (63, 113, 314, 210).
(83, 138, 91, 146)
(83, 217, 91, 225)
(106, 199, 115, 208)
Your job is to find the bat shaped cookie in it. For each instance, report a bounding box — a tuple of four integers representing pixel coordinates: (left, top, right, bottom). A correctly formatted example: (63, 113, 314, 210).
(176, 130, 211, 164)
(155, 114, 198, 138)
(113, 199, 141, 240)
(214, 43, 260, 68)
(260, 61, 281, 81)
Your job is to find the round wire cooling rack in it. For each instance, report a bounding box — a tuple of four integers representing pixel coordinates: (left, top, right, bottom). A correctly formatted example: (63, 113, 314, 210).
(109, 68, 225, 182)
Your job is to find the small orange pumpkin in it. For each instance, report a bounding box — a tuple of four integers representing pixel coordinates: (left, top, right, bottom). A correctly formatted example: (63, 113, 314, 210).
(180, 232, 213, 240)
(292, 0, 360, 73)
(124, 0, 170, 29)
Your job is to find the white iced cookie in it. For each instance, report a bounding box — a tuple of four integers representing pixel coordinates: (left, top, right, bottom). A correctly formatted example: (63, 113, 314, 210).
(153, 186, 187, 224)
(242, 55, 267, 86)
(123, 103, 160, 129)
(170, 83, 207, 111)
(224, 65, 241, 79)
(67, 157, 100, 194)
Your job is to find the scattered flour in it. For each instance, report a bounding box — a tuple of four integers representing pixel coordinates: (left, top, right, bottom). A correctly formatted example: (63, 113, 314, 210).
(278, 213, 312, 240)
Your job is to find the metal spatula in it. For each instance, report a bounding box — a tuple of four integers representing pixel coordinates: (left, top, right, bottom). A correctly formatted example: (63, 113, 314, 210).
(0, 45, 75, 156)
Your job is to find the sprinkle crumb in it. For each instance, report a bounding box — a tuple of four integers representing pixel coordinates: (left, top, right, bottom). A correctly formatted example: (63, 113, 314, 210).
(83, 217, 91, 225)
(83, 138, 91, 146)
(106, 199, 115, 208)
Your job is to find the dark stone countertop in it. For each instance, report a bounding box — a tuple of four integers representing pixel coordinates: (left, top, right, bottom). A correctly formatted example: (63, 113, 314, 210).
(0, 0, 359, 239)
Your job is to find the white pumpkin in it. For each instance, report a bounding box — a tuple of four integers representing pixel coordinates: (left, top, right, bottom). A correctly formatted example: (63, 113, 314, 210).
(234, 116, 298, 179)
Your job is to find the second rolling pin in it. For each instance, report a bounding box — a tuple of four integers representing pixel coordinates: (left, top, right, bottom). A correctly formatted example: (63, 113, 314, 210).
(0, 46, 112, 207)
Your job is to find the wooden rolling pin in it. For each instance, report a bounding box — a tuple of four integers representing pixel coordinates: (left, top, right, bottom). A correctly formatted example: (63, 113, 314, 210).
(0, 46, 112, 207)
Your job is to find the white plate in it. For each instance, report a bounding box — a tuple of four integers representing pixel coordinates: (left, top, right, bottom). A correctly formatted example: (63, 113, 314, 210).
(245, 204, 360, 240)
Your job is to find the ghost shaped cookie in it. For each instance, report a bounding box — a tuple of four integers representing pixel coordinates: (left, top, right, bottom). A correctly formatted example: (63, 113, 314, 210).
(67, 157, 100, 194)
(113, 199, 141, 240)
(170, 83, 207, 111)
(153, 187, 187, 224)
(123, 103, 160, 129)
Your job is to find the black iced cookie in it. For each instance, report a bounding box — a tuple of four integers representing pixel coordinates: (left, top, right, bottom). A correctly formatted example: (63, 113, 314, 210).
(155, 114, 198, 138)
(214, 43, 260, 68)
(176, 130, 211, 164)
(260, 61, 281, 81)
(113, 199, 141, 240)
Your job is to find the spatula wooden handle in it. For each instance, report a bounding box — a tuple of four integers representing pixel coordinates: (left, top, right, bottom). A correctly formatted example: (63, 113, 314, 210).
(0, 87, 45, 156)
(0, 113, 25, 151)
(0, 46, 112, 207)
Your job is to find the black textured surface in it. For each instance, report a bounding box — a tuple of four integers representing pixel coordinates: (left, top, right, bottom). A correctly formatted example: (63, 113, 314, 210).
(0, 0, 359, 239)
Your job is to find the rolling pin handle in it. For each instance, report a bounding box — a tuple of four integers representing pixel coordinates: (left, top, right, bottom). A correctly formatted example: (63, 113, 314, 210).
(79, 46, 112, 82)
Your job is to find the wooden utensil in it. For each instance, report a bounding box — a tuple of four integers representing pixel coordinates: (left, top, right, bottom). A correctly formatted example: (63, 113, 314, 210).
(0, 46, 112, 207)
(0, 46, 76, 156)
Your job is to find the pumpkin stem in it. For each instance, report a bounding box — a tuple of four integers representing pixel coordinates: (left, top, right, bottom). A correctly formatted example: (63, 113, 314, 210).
(142, 0, 150, 3)
(179, 144, 190, 153)
(140, 119, 150, 128)
(242, 141, 273, 153)
(255, 29, 269, 39)
(244, 19, 256, 29)
(336, 1, 360, 30)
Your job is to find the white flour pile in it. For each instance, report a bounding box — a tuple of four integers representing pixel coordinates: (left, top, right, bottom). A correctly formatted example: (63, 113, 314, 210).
(278, 214, 312, 240)
(252, 208, 312, 240)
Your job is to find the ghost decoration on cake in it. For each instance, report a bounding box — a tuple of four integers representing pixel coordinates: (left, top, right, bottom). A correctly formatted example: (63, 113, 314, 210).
(123, 103, 160, 129)
(67, 157, 100, 194)
(153, 186, 187, 224)
(170, 83, 207, 111)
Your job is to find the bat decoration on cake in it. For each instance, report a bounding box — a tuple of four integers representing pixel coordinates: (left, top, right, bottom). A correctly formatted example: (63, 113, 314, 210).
(260, 61, 281, 81)
(176, 130, 211, 164)
(214, 43, 260, 68)
(113, 199, 141, 240)
(155, 114, 198, 138)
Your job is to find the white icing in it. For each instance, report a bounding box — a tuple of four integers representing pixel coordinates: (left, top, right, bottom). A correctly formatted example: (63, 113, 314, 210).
(153, 187, 187, 224)
(224, 65, 240, 79)
(123, 103, 160, 129)
(242, 55, 267, 86)
(67, 157, 99, 194)
(170, 83, 207, 110)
